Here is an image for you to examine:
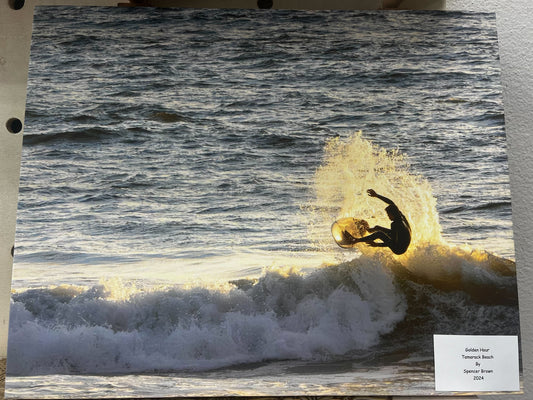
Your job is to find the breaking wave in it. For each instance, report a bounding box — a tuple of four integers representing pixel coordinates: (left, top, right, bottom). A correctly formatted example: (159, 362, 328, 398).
(8, 260, 405, 375)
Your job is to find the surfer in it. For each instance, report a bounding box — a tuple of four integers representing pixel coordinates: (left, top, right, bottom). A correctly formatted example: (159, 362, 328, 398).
(346, 189, 411, 255)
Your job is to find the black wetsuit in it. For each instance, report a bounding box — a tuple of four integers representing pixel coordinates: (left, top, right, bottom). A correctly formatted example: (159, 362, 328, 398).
(388, 213, 411, 255)
(355, 192, 412, 255)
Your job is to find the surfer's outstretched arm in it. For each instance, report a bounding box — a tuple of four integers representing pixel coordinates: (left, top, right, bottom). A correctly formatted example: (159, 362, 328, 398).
(367, 189, 395, 206)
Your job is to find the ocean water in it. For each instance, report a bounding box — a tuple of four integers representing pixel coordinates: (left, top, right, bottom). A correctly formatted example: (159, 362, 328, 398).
(6, 7, 520, 398)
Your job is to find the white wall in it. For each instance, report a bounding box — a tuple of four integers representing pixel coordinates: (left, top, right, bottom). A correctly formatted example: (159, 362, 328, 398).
(445, 2, 533, 399)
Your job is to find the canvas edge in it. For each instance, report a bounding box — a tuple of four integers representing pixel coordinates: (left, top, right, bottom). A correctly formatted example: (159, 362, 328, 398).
(5, 1, 533, 400)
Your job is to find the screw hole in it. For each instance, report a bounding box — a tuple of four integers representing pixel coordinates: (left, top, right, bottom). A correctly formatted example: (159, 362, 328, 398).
(257, 0, 273, 9)
(9, 0, 25, 9)
(6, 118, 23, 134)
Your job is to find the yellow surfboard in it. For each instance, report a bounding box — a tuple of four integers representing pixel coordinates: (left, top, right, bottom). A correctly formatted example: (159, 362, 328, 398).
(331, 217, 369, 248)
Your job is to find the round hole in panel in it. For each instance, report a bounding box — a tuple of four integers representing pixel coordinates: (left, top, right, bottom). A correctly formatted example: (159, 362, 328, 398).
(6, 118, 23, 134)
(9, 0, 25, 10)
(257, 0, 273, 9)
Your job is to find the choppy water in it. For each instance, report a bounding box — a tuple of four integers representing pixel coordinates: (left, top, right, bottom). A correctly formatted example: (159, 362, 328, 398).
(6, 6, 519, 398)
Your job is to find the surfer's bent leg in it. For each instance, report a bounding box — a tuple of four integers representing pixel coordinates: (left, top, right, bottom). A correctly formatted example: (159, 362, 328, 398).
(356, 231, 393, 246)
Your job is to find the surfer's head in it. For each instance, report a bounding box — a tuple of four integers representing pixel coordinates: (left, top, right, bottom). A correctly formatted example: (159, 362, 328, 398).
(385, 204, 401, 221)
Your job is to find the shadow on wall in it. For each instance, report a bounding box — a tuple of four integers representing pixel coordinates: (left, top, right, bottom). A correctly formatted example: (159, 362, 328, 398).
(0, 358, 5, 398)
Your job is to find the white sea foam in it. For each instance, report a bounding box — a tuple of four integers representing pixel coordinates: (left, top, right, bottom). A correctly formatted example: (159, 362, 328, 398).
(8, 259, 406, 375)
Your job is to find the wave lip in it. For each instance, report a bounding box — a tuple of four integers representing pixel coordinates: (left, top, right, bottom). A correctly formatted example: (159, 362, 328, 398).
(7, 243, 519, 377)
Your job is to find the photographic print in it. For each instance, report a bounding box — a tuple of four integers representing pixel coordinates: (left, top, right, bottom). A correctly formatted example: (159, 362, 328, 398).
(5, 6, 520, 397)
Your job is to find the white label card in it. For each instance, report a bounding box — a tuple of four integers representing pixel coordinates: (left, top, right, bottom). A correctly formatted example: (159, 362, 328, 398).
(434, 334, 520, 392)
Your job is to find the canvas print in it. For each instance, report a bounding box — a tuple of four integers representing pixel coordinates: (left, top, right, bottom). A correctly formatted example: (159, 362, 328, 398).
(5, 6, 520, 397)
